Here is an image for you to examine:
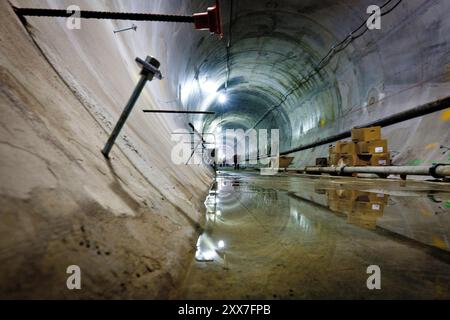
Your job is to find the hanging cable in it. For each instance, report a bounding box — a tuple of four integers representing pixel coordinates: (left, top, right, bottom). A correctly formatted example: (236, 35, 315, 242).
(225, 0, 233, 92)
(218, 0, 233, 127)
(249, 0, 403, 130)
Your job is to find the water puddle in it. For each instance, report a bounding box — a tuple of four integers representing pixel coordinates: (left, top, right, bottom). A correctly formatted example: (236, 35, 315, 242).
(181, 172, 450, 299)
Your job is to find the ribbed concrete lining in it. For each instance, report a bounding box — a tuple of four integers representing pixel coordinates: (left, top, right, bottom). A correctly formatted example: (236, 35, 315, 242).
(13, 0, 449, 165)
(181, 0, 450, 165)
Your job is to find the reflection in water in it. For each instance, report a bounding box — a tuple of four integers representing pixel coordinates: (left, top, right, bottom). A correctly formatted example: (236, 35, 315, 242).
(290, 207, 314, 234)
(323, 189, 388, 230)
(181, 171, 450, 299)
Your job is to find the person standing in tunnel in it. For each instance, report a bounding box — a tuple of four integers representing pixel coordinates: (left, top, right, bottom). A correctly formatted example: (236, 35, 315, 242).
(210, 148, 217, 171)
(233, 153, 239, 170)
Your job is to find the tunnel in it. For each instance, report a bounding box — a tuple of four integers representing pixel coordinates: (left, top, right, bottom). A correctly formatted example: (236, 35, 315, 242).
(0, 0, 449, 300)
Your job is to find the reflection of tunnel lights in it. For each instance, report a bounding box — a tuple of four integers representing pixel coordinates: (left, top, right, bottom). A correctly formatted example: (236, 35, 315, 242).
(218, 93, 227, 104)
(202, 250, 216, 260)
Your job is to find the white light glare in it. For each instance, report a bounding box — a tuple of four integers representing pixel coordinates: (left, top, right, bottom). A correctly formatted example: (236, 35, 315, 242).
(218, 93, 227, 104)
(203, 81, 217, 95)
(202, 250, 216, 260)
(217, 240, 225, 249)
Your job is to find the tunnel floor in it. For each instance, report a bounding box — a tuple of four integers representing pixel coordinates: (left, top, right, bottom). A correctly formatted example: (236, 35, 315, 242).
(178, 171, 450, 299)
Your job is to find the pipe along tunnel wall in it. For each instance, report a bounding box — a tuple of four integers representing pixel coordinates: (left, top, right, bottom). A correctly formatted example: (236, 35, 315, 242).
(0, 0, 449, 298)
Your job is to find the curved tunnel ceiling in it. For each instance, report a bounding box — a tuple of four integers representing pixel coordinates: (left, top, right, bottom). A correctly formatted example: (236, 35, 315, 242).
(180, 0, 350, 151)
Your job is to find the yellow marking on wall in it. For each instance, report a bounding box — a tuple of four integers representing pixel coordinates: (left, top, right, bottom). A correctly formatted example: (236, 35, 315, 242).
(441, 108, 450, 121)
(432, 235, 449, 250)
(425, 143, 439, 150)
(320, 118, 326, 128)
(420, 208, 433, 217)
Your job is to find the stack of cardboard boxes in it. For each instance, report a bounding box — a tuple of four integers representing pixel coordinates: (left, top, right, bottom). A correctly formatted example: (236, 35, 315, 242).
(328, 126, 391, 166)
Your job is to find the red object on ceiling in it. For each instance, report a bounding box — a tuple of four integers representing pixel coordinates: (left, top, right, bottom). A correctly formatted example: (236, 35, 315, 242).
(193, 0, 223, 37)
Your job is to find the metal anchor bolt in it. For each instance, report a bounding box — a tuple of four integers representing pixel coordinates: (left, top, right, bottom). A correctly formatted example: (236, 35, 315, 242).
(101, 56, 162, 159)
(113, 24, 137, 34)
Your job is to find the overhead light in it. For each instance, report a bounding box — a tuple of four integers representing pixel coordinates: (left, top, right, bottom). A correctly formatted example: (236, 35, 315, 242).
(218, 93, 227, 104)
(203, 81, 217, 94)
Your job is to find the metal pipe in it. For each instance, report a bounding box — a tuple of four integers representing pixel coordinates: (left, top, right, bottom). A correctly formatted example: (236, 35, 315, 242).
(101, 74, 148, 158)
(280, 96, 450, 156)
(102, 56, 161, 158)
(285, 165, 450, 178)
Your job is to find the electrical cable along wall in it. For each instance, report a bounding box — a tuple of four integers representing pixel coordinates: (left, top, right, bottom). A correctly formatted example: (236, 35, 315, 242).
(249, 0, 404, 131)
(186, 0, 450, 168)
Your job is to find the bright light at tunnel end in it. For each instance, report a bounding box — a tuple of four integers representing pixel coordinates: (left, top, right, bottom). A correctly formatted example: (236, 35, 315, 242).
(218, 93, 227, 104)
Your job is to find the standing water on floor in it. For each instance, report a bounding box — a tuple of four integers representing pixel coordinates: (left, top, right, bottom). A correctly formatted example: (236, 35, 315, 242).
(178, 171, 450, 299)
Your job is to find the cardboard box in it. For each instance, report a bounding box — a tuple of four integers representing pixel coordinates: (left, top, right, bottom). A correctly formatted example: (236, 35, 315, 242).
(357, 141, 368, 154)
(370, 153, 391, 166)
(329, 152, 340, 166)
(336, 141, 357, 155)
(357, 140, 388, 154)
(356, 154, 371, 166)
(338, 154, 371, 166)
(351, 126, 381, 142)
(338, 154, 357, 166)
(370, 140, 388, 154)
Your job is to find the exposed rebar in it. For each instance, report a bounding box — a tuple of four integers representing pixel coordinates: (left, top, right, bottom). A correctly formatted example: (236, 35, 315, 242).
(143, 110, 215, 114)
(13, 7, 195, 23)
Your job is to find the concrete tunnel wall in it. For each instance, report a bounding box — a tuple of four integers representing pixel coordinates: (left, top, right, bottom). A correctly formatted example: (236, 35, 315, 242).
(0, 0, 214, 299)
(182, 0, 450, 166)
(0, 0, 449, 298)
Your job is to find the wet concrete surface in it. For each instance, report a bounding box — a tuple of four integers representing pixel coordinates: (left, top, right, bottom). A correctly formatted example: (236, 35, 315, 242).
(178, 171, 450, 299)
